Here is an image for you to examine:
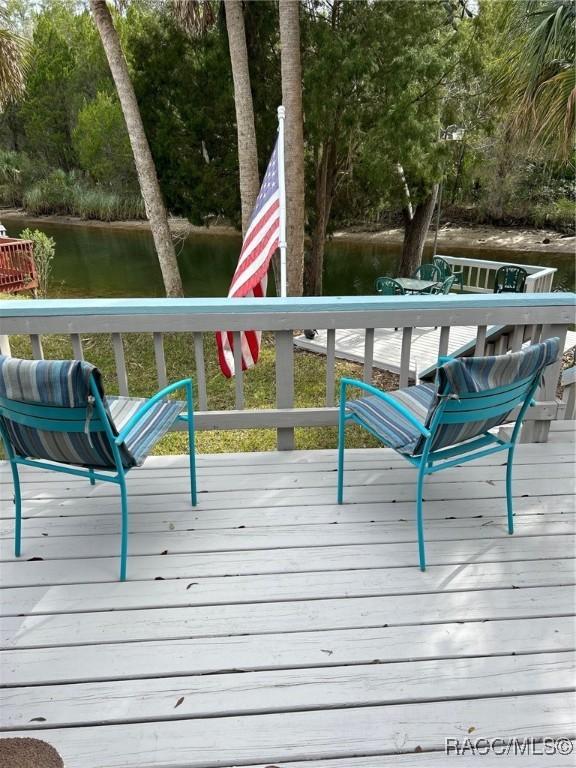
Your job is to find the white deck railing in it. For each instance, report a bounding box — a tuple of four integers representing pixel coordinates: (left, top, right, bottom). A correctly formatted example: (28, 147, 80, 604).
(0, 293, 574, 447)
(439, 254, 556, 293)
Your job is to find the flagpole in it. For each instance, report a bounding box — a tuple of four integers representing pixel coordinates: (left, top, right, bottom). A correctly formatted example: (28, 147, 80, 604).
(277, 105, 287, 298)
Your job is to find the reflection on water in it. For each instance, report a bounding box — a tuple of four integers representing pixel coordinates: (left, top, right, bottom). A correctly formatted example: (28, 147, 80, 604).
(4, 217, 574, 298)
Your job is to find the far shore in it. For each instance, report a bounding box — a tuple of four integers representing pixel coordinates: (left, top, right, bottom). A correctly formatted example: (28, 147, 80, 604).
(1, 208, 574, 256)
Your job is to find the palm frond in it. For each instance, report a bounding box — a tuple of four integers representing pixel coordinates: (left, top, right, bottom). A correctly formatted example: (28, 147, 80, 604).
(0, 24, 28, 108)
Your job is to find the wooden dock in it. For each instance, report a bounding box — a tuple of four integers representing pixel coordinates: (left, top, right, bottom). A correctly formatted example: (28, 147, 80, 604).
(295, 327, 576, 379)
(1, 424, 574, 767)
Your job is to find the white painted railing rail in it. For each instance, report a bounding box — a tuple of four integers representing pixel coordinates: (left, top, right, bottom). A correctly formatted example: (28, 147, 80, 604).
(0, 293, 574, 448)
(439, 254, 556, 293)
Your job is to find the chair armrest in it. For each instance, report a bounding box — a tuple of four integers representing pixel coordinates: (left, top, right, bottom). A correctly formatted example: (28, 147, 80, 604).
(340, 378, 431, 438)
(114, 378, 193, 445)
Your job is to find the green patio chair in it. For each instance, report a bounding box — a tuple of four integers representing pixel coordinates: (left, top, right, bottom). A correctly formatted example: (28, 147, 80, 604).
(434, 256, 464, 290)
(494, 265, 528, 293)
(375, 277, 406, 295)
(337, 338, 560, 570)
(0, 355, 197, 581)
(427, 275, 456, 295)
(412, 263, 441, 282)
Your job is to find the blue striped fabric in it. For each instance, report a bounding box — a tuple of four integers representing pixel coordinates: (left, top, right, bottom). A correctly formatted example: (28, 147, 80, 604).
(437, 338, 559, 396)
(427, 337, 560, 452)
(0, 356, 185, 470)
(107, 397, 185, 466)
(346, 338, 559, 457)
(0, 355, 127, 468)
(346, 383, 436, 454)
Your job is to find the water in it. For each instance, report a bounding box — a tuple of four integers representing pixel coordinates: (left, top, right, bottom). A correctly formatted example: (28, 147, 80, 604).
(4, 217, 574, 297)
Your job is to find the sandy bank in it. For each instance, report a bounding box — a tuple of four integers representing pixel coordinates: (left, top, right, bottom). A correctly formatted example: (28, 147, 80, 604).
(1, 208, 574, 255)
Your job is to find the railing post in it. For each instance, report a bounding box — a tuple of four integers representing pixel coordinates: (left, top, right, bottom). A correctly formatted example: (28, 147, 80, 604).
(275, 330, 295, 450)
(521, 323, 567, 443)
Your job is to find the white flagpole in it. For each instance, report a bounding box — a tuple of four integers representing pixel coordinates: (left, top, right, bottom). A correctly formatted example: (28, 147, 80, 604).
(277, 105, 287, 298)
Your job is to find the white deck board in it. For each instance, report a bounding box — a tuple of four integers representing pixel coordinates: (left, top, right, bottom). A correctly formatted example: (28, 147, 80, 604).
(9, 694, 576, 768)
(0, 436, 574, 767)
(294, 326, 576, 377)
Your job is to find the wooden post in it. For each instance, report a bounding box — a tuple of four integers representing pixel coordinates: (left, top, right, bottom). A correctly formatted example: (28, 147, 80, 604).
(275, 330, 295, 450)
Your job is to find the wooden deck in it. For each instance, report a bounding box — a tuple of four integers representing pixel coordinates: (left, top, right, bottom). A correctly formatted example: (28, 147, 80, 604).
(1, 426, 575, 767)
(294, 326, 576, 378)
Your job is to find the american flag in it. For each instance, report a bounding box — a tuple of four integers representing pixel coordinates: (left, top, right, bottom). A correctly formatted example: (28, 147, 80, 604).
(216, 139, 282, 378)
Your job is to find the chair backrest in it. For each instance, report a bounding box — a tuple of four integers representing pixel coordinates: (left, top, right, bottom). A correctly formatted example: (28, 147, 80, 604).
(0, 356, 134, 469)
(413, 263, 441, 282)
(433, 257, 452, 280)
(440, 275, 456, 294)
(375, 276, 405, 295)
(494, 265, 528, 293)
(417, 338, 559, 454)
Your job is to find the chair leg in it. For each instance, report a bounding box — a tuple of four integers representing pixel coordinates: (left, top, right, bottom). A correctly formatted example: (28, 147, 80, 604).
(416, 465, 426, 571)
(187, 416, 197, 508)
(10, 460, 22, 557)
(88, 468, 96, 486)
(119, 473, 129, 581)
(506, 447, 515, 535)
(337, 411, 345, 505)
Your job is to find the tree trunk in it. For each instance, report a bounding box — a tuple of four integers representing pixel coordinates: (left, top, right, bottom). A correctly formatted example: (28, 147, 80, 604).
(224, 0, 260, 235)
(279, 0, 304, 297)
(305, 137, 337, 295)
(397, 185, 439, 278)
(89, 0, 183, 298)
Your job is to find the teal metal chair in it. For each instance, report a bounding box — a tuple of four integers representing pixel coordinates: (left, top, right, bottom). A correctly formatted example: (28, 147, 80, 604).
(337, 338, 560, 570)
(375, 277, 405, 295)
(0, 355, 197, 580)
(412, 263, 441, 282)
(434, 256, 464, 290)
(494, 265, 528, 293)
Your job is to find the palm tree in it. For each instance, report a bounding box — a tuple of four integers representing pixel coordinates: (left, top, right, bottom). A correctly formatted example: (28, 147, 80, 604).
(279, 0, 305, 296)
(223, 0, 260, 234)
(0, 7, 28, 109)
(89, 0, 184, 297)
(502, 0, 575, 161)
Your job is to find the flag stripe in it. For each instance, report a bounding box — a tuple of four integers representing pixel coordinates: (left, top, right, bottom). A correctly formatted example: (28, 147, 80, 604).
(216, 138, 281, 379)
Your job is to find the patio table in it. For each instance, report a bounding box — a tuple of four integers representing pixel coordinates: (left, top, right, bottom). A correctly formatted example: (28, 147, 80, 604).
(394, 277, 439, 294)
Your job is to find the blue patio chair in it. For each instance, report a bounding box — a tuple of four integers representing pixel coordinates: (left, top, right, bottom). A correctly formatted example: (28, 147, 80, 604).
(337, 338, 559, 570)
(0, 355, 197, 581)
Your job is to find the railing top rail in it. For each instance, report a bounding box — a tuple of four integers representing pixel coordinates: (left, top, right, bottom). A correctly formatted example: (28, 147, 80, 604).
(1, 293, 574, 319)
(439, 254, 557, 276)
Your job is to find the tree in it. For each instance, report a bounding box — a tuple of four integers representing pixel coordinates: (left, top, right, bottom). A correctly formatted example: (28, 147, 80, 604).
(0, 5, 27, 109)
(499, 0, 575, 162)
(302, 1, 454, 287)
(224, 0, 260, 234)
(73, 91, 135, 187)
(279, 0, 305, 296)
(89, 0, 184, 297)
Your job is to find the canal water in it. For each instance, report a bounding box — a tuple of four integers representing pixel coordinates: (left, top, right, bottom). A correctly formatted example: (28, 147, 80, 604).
(4, 217, 574, 298)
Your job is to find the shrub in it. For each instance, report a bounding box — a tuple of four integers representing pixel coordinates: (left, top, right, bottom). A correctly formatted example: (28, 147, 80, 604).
(20, 227, 55, 298)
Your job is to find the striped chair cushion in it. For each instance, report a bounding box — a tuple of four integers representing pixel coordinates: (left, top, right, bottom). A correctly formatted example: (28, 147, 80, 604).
(0, 356, 98, 407)
(0, 355, 127, 469)
(107, 397, 186, 467)
(427, 337, 560, 453)
(0, 356, 186, 470)
(437, 337, 559, 396)
(346, 338, 559, 457)
(346, 383, 436, 455)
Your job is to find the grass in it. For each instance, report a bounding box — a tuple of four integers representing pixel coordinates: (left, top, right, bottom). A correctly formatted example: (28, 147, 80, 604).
(7, 330, 393, 455)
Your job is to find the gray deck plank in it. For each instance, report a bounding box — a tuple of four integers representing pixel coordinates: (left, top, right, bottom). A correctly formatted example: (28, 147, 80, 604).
(0, 437, 574, 767)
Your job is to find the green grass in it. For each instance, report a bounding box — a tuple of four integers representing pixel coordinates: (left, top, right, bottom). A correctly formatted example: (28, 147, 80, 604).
(8, 331, 395, 455)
